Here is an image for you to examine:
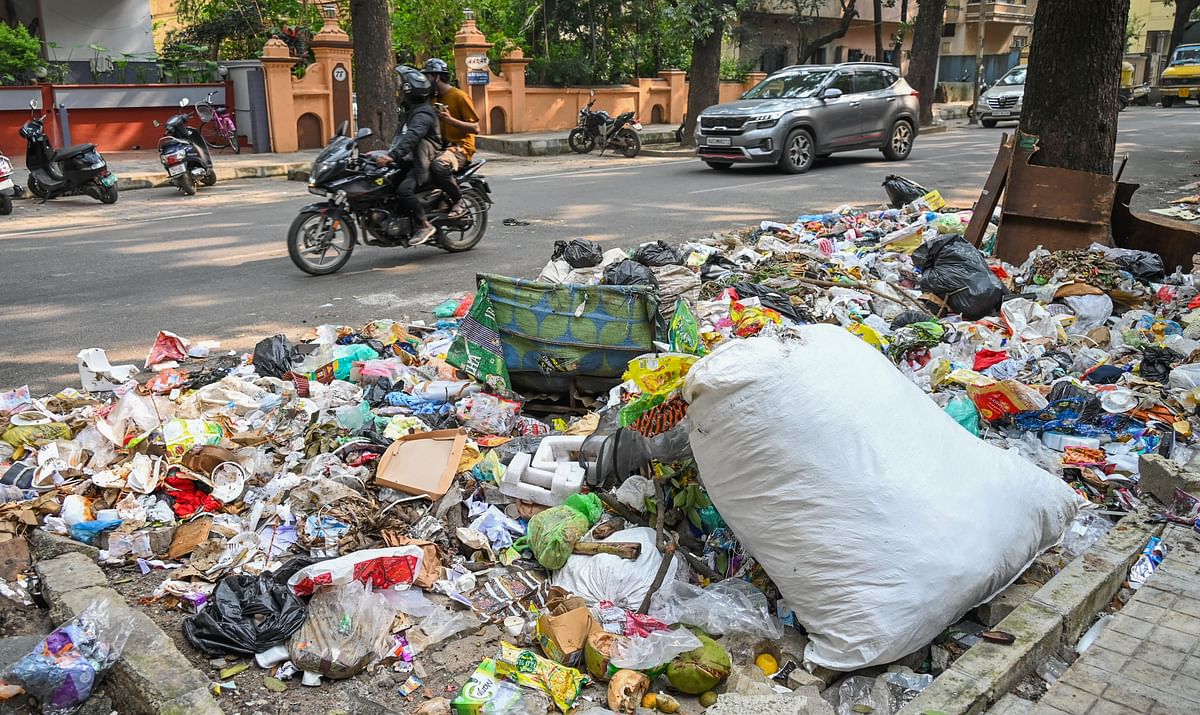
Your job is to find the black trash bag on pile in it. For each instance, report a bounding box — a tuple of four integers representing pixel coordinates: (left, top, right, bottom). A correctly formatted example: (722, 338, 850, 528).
(1141, 346, 1182, 384)
(730, 281, 803, 323)
(912, 235, 1005, 320)
(890, 309, 936, 330)
(603, 260, 658, 289)
(633, 240, 684, 267)
(183, 575, 307, 656)
(882, 175, 929, 209)
(252, 334, 301, 379)
(363, 378, 394, 406)
(552, 238, 604, 269)
(700, 254, 741, 283)
(1114, 250, 1166, 283)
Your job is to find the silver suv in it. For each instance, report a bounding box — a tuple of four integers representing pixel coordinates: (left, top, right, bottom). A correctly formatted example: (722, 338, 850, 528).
(695, 63, 920, 174)
(975, 65, 1025, 128)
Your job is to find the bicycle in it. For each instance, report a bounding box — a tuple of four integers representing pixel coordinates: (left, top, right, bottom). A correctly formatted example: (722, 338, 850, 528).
(197, 90, 240, 154)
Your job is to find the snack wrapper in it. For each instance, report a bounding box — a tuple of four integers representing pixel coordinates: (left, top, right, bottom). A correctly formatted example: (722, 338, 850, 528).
(494, 642, 588, 712)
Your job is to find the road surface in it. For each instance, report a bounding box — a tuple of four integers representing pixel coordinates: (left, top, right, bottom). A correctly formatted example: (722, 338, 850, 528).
(2, 108, 1198, 392)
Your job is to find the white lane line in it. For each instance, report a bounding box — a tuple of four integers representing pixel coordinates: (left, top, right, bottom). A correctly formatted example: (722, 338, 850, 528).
(0, 211, 215, 239)
(687, 176, 801, 195)
(509, 159, 695, 182)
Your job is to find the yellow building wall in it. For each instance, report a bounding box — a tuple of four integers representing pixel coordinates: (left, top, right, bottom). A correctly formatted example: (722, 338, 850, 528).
(150, 0, 179, 52)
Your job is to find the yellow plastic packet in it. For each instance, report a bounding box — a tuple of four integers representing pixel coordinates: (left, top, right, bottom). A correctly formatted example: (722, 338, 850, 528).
(494, 642, 588, 712)
(622, 354, 698, 396)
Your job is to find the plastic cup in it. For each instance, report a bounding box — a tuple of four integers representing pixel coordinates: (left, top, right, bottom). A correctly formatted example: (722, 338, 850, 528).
(503, 616, 524, 637)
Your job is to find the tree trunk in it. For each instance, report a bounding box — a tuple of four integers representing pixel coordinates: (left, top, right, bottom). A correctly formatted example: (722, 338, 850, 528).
(681, 19, 724, 148)
(906, 0, 945, 127)
(798, 1, 859, 63)
(873, 0, 885, 60)
(1019, 0, 1128, 174)
(892, 0, 910, 68)
(1170, 0, 1200, 57)
(349, 0, 395, 151)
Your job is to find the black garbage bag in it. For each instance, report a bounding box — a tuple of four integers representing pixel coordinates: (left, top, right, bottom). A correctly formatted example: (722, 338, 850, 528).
(912, 235, 1005, 320)
(882, 175, 929, 209)
(603, 260, 658, 289)
(890, 309, 937, 330)
(729, 281, 802, 323)
(1114, 250, 1166, 283)
(252, 335, 301, 379)
(552, 238, 604, 268)
(1141, 346, 1182, 384)
(183, 575, 307, 656)
(363, 378, 394, 406)
(633, 240, 684, 267)
(700, 254, 741, 283)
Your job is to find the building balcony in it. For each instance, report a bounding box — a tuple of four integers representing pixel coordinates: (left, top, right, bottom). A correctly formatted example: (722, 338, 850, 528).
(965, 1, 1033, 25)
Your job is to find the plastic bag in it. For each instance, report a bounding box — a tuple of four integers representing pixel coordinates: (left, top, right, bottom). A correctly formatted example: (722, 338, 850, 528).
(415, 606, 478, 647)
(1169, 364, 1200, 390)
(3, 600, 134, 715)
(554, 527, 682, 609)
(447, 280, 512, 393)
(1141, 346, 1181, 384)
(882, 175, 929, 209)
(145, 330, 190, 368)
(495, 642, 588, 713)
(183, 575, 307, 656)
(647, 579, 782, 640)
(252, 334, 300, 379)
(286, 546, 425, 597)
(516, 493, 603, 570)
(633, 240, 683, 267)
(1113, 249, 1165, 282)
(912, 235, 1005, 320)
(1061, 294, 1113, 335)
(682, 329, 1079, 669)
(455, 393, 521, 435)
(603, 260, 658, 289)
(553, 238, 604, 268)
(289, 581, 396, 679)
(609, 628, 702, 670)
(729, 282, 802, 323)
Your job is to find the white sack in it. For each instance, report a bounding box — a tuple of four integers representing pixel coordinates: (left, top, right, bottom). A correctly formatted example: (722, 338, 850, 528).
(682, 326, 1079, 670)
(553, 527, 681, 610)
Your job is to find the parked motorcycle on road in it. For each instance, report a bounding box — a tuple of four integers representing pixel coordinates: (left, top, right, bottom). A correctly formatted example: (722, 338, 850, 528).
(21, 100, 117, 204)
(568, 90, 643, 157)
(154, 98, 216, 195)
(0, 149, 16, 215)
(288, 122, 492, 276)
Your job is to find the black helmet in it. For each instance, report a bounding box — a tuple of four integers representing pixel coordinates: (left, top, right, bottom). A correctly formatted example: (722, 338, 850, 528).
(422, 58, 450, 79)
(395, 65, 432, 103)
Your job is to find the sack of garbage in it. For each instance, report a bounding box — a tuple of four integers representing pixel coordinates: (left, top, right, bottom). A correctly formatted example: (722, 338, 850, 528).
(289, 581, 396, 679)
(912, 234, 1005, 320)
(516, 493, 603, 570)
(882, 175, 929, 208)
(252, 334, 301, 379)
(682, 327, 1079, 670)
(633, 240, 684, 267)
(3, 600, 134, 715)
(184, 575, 308, 656)
(603, 260, 658, 289)
(553, 239, 604, 269)
(553, 527, 682, 609)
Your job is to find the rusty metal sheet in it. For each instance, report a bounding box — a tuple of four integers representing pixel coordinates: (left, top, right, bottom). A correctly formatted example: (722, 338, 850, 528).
(1113, 182, 1200, 273)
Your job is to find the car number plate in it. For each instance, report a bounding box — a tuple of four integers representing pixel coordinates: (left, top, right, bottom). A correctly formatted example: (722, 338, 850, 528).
(991, 110, 1012, 117)
(707, 137, 731, 146)
(0, 179, 12, 191)
(167, 164, 186, 177)
(1180, 88, 1191, 98)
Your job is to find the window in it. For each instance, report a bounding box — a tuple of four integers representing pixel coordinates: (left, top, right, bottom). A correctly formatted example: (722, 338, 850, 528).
(943, 23, 957, 38)
(856, 69, 897, 93)
(742, 70, 832, 99)
(827, 71, 856, 95)
(847, 49, 864, 62)
(995, 66, 1027, 86)
(1011, 35, 1028, 50)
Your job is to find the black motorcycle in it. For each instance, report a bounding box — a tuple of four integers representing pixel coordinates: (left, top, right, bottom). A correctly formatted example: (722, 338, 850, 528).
(155, 98, 216, 196)
(20, 100, 117, 204)
(288, 122, 492, 276)
(567, 90, 642, 157)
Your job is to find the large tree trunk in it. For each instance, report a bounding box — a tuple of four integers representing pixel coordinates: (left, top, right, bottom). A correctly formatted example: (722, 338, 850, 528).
(906, 0, 945, 127)
(1019, 0, 1128, 174)
(892, 0, 910, 68)
(1170, 0, 1200, 56)
(681, 20, 724, 148)
(349, 0, 395, 151)
(873, 0, 885, 60)
(798, 1, 859, 63)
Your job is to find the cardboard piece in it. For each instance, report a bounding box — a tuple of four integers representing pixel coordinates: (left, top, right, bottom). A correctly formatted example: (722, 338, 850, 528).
(374, 429, 468, 499)
(168, 517, 213, 560)
(0, 538, 30, 581)
(536, 606, 601, 667)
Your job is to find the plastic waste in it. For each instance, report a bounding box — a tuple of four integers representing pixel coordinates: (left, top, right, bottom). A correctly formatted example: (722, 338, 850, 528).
(833, 675, 877, 715)
(1129, 536, 1166, 590)
(609, 628, 702, 670)
(184, 575, 307, 656)
(882, 672, 933, 711)
(944, 395, 981, 436)
(648, 579, 782, 641)
(553, 238, 604, 268)
(632, 240, 684, 267)
(252, 334, 300, 379)
(515, 493, 603, 570)
(286, 545, 425, 596)
(289, 581, 396, 679)
(554, 527, 681, 609)
(882, 175, 928, 208)
(603, 260, 658, 289)
(415, 606, 478, 648)
(1037, 655, 1069, 684)
(1059, 510, 1114, 558)
(912, 234, 1005, 319)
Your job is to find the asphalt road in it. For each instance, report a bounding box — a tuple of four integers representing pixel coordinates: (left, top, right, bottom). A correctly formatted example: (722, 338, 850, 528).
(3, 107, 1198, 393)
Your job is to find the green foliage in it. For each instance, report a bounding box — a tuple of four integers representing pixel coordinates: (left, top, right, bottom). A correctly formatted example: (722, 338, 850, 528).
(719, 56, 753, 82)
(0, 22, 43, 85)
(391, 0, 466, 64)
(166, 0, 321, 61)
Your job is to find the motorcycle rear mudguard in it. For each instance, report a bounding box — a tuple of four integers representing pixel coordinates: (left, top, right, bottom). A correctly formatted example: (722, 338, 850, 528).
(298, 202, 359, 245)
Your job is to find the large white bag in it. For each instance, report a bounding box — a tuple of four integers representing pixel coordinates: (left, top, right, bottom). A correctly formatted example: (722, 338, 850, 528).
(553, 527, 681, 609)
(682, 326, 1079, 670)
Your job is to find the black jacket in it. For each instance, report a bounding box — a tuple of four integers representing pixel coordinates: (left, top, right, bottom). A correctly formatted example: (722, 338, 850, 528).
(388, 103, 442, 183)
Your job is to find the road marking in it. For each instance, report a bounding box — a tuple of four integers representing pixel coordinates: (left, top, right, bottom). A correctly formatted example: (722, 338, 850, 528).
(0, 211, 215, 239)
(687, 176, 801, 195)
(509, 159, 694, 182)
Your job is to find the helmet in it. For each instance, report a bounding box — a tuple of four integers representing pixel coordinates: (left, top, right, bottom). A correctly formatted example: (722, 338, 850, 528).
(395, 65, 433, 103)
(422, 58, 450, 79)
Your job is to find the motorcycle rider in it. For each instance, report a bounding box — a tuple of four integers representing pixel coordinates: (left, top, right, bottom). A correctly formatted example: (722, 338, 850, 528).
(375, 65, 441, 245)
(422, 58, 479, 220)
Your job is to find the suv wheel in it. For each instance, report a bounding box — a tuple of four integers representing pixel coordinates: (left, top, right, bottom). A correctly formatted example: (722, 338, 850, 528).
(881, 120, 914, 161)
(981, 118, 998, 128)
(778, 128, 815, 174)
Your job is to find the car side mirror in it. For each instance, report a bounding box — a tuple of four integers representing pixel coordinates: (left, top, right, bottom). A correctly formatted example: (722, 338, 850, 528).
(355, 127, 373, 141)
(180, 97, 190, 107)
(822, 88, 843, 100)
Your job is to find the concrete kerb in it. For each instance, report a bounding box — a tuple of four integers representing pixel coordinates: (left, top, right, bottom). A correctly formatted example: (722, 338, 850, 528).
(115, 160, 311, 192)
(904, 510, 1164, 714)
(31, 551, 222, 715)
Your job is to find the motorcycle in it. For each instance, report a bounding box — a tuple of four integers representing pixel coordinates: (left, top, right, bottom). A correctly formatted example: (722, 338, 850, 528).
(0, 149, 16, 215)
(1119, 84, 1151, 111)
(568, 90, 642, 157)
(288, 122, 493, 276)
(154, 98, 216, 195)
(20, 100, 118, 204)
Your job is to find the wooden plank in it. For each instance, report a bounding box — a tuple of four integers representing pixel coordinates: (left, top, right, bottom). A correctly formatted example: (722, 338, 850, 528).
(966, 133, 1013, 249)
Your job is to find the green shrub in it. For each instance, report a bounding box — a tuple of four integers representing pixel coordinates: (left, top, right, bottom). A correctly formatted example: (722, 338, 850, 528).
(0, 23, 43, 85)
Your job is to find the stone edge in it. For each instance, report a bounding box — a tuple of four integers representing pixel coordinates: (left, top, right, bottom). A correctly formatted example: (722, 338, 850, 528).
(903, 510, 1165, 714)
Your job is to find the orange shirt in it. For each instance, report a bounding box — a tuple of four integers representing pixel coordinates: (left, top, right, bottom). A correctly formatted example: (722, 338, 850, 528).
(439, 86, 479, 159)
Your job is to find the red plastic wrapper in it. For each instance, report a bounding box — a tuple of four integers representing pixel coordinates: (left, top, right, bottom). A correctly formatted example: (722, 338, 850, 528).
(164, 475, 223, 518)
(145, 368, 189, 394)
(145, 330, 190, 368)
(286, 546, 425, 597)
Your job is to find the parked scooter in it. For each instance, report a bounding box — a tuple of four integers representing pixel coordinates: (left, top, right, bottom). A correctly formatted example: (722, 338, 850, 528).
(20, 100, 118, 204)
(154, 98, 216, 195)
(568, 90, 643, 157)
(0, 149, 16, 215)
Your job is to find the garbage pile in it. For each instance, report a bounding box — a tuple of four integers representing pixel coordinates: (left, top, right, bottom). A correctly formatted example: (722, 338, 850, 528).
(2, 179, 1199, 713)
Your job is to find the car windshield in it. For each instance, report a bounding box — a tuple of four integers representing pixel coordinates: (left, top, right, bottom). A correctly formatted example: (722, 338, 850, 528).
(1172, 47, 1200, 65)
(995, 67, 1026, 86)
(742, 70, 831, 99)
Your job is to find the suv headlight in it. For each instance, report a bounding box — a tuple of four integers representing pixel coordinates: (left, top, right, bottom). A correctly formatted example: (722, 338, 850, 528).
(748, 110, 786, 128)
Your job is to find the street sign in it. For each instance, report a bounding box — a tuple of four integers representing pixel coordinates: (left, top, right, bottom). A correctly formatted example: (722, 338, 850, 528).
(467, 70, 490, 86)
(466, 55, 490, 71)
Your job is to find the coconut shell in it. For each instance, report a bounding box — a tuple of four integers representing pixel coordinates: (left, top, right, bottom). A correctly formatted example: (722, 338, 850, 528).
(586, 631, 618, 682)
(665, 632, 731, 695)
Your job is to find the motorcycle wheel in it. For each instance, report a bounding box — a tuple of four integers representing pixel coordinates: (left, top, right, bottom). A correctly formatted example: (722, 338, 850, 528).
(568, 128, 595, 154)
(200, 169, 217, 187)
(0, 195, 11, 215)
(437, 189, 488, 253)
(288, 210, 356, 275)
(177, 172, 197, 196)
(617, 128, 641, 158)
(27, 176, 46, 200)
(98, 183, 119, 205)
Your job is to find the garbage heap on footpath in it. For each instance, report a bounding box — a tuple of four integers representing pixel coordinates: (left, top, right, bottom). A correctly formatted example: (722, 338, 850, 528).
(0, 178, 1195, 715)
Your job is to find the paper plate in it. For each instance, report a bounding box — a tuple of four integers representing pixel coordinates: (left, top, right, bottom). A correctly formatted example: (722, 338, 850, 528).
(210, 462, 247, 504)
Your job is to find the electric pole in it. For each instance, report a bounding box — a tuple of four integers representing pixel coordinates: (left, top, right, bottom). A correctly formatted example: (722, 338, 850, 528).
(970, 3, 987, 125)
